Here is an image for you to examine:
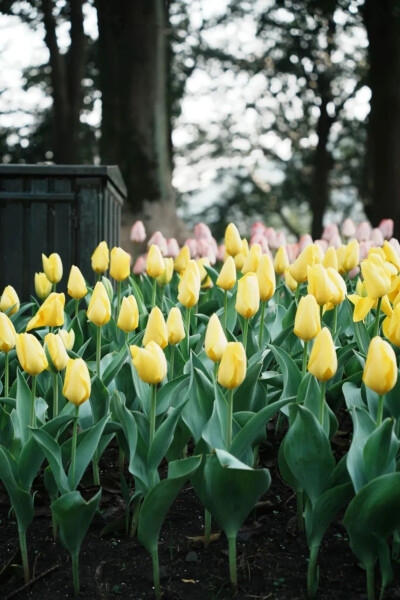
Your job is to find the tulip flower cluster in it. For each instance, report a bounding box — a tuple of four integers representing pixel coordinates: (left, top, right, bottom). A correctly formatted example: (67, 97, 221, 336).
(1, 217, 400, 600)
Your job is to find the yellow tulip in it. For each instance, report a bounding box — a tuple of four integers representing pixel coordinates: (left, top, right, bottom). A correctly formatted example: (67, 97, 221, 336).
(274, 246, 290, 275)
(197, 257, 213, 288)
(91, 241, 109, 274)
(383, 303, 400, 347)
(166, 307, 185, 345)
(45, 332, 69, 371)
(336, 245, 346, 274)
(0, 285, 20, 315)
(34, 273, 52, 300)
(307, 327, 337, 382)
(361, 254, 392, 299)
(26, 292, 65, 331)
(322, 246, 339, 271)
(156, 258, 174, 286)
(363, 336, 397, 395)
(284, 268, 298, 292)
(294, 294, 321, 341)
(178, 260, 201, 308)
(205, 313, 228, 362)
(383, 241, 400, 271)
(110, 247, 131, 281)
(257, 254, 276, 302)
(0, 313, 16, 353)
(130, 341, 167, 384)
(235, 272, 260, 319)
(307, 264, 337, 306)
(67, 266, 87, 300)
(216, 256, 236, 291)
(174, 245, 190, 274)
(342, 239, 359, 272)
(324, 268, 346, 309)
(289, 245, 320, 284)
(87, 282, 111, 327)
(58, 328, 75, 351)
(242, 244, 262, 275)
(218, 342, 247, 389)
(147, 244, 166, 279)
(63, 358, 91, 405)
(16, 333, 48, 375)
(117, 295, 139, 333)
(143, 306, 168, 349)
(234, 239, 249, 271)
(42, 253, 63, 284)
(225, 223, 242, 256)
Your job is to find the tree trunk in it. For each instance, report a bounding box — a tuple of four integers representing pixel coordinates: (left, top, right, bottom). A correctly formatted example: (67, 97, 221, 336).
(311, 97, 333, 240)
(362, 0, 400, 235)
(95, 0, 175, 222)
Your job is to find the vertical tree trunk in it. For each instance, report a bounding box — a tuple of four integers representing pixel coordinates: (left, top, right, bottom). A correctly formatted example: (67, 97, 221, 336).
(95, 0, 174, 216)
(362, 0, 400, 235)
(311, 97, 333, 240)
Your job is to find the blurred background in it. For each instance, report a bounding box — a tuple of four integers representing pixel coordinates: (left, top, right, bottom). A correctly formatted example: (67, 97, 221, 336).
(0, 0, 399, 242)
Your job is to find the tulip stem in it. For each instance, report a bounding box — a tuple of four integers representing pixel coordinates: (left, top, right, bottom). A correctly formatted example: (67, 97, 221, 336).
(151, 549, 161, 600)
(302, 341, 309, 377)
(227, 388, 234, 449)
(307, 544, 319, 598)
(169, 345, 175, 380)
(75, 299, 79, 318)
(30, 375, 37, 432)
(320, 304, 324, 324)
(117, 281, 122, 317)
(185, 307, 191, 358)
(96, 325, 101, 378)
(4, 351, 9, 397)
(332, 305, 338, 336)
(228, 536, 237, 588)
(53, 373, 58, 418)
(70, 404, 79, 490)
(223, 290, 228, 333)
(72, 552, 80, 596)
(150, 385, 157, 488)
(319, 381, 326, 427)
(19, 528, 29, 583)
(243, 318, 249, 351)
(376, 394, 384, 427)
(130, 496, 142, 538)
(151, 278, 157, 309)
(366, 564, 375, 600)
(258, 300, 266, 347)
(373, 297, 382, 337)
(204, 509, 212, 548)
(295, 285, 300, 304)
(297, 489, 304, 532)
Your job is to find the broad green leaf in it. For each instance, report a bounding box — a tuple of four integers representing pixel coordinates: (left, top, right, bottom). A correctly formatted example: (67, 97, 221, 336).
(147, 402, 186, 472)
(343, 381, 365, 410)
(69, 414, 110, 489)
(0, 446, 34, 533)
(202, 383, 229, 451)
(90, 376, 110, 423)
(362, 418, 398, 482)
(268, 345, 302, 403)
(305, 483, 353, 549)
(233, 350, 264, 412)
(346, 407, 375, 493)
(31, 429, 70, 494)
(111, 391, 138, 475)
(102, 346, 128, 388)
(182, 366, 214, 443)
(156, 374, 190, 416)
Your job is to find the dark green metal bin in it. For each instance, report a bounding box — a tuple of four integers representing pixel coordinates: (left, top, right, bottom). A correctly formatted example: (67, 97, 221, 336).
(0, 165, 126, 301)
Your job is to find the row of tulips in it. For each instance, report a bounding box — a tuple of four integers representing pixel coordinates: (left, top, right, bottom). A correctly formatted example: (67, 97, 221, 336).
(0, 218, 400, 600)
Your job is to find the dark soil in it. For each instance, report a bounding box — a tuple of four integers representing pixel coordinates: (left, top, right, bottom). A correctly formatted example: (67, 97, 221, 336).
(1, 434, 400, 600)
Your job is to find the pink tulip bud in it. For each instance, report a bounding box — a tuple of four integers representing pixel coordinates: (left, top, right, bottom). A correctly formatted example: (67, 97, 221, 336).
(359, 240, 373, 261)
(286, 243, 299, 263)
(184, 238, 198, 258)
(274, 231, 287, 249)
(314, 239, 328, 252)
(328, 233, 342, 249)
(341, 218, 356, 239)
(133, 255, 147, 274)
(217, 244, 226, 262)
(166, 238, 180, 258)
(130, 220, 146, 243)
(147, 231, 168, 256)
(251, 221, 266, 236)
(379, 219, 394, 240)
(355, 221, 372, 242)
(348, 266, 360, 279)
(264, 227, 277, 248)
(299, 234, 313, 252)
(197, 238, 217, 264)
(322, 223, 339, 242)
(371, 228, 384, 246)
(250, 233, 269, 254)
(194, 222, 213, 241)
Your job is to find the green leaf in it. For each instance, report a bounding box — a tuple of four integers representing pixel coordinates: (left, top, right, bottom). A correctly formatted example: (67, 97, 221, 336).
(268, 345, 302, 403)
(0, 446, 34, 533)
(69, 414, 109, 489)
(305, 483, 353, 549)
(138, 455, 202, 553)
(102, 346, 128, 388)
(342, 382, 365, 410)
(233, 350, 264, 412)
(346, 407, 375, 493)
(147, 402, 186, 472)
(156, 374, 190, 416)
(90, 376, 110, 423)
(202, 383, 229, 451)
(31, 429, 70, 494)
(111, 392, 138, 475)
(52, 489, 101, 558)
(362, 418, 398, 482)
(182, 366, 214, 443)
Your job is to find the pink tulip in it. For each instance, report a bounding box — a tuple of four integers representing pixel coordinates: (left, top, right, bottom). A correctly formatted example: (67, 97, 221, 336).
(251, 221, 266, 236)
(322, 223, 339, 242)
(147, 231, 168, 256)
(299, 234, 313, 252)
(379, 219, 394, 240)
(370, 228, 384, 247)
(166, 238, 180, 258)
(265, 227, 277, 248)
(341, 218, 356, 239)
(197, 238, 217, 265)
(133, 255, 147, 274)
(274, 231, 287, 249)
(355, 221, 372, 242)
(184, 238, 198, 258)
(130, 220, 146, 243)
(348, 266, 360, 279)
(286, 243, 299, 263)
(314, 239, 328, 253)
(328, 232, 342, 249)
(194, 222, 213, 241)
(359, 240, 373, 261)
(217, 244, 226, 262)
(250, 233, 269, 254)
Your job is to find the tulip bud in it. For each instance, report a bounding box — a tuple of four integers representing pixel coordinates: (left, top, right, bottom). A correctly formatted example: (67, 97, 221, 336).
(0, 313, 16, 353)
(87, 282, 111, 327)
(205, 313, 228, 362)
(284, 268, 298, 292)
(63, 358, 91, 405)
(217, 342, 247, 389)
(156, 258, 174, 286)
(42, 253, 63, 284)
(117, 295, 139, 333)
(26, 292, 65, 331)
(178, 260, 201, 308)
(67, 266, 88, 300)
(325, 268, 346, 307)
(225, 223, 242, 256)
(174, 245, 190, 274)
(361, 254, 392, 299)
(307, 327, 337, 381)
(257, 254, 276, 302)
(197, 257, 213, 288)
(235, 272, 260, 319)
(16, 333, 48, 375)
(91, 241, 109, 274)
(110, 247, 131, 281)
(294, 294, 321, 341)
(130, 341, 167, 384)
(342, 240, 359, 272)
(242, 243, 262, 274)
(166, 307, 185, 345)
(58, 328, 75, 350)
(307, 264, 337, 306)
(322, 246, 339, 271)
(383, 303, 400, 347)
(363, 336, 398, 395)
(147, 244, 166, 279)
(383, 240, 400, 271)
(216, 256, 236, 291)
(234, 239, 249, 270)
(274, 246, 290, 275)
(143, 306, 168, 349)
(0, 285, 20, 315)
(35, 272, 52, 300)
(130, 220, 146, 243)
(45, 332, 69, 371)
(289, 245, 320, 283)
